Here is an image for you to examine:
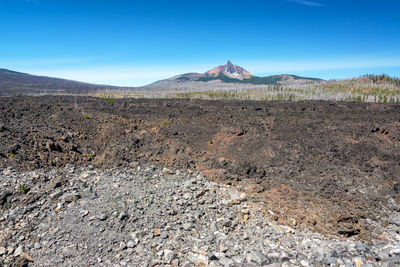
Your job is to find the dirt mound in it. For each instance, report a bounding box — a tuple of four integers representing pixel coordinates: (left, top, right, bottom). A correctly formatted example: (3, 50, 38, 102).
(1, 96, 399, 240)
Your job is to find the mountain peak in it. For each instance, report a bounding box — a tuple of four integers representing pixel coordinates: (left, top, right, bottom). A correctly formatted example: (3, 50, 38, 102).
(205, 61, 252, 80)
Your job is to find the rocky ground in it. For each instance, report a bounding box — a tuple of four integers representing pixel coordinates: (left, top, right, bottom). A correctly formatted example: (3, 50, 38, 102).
(1, 164, 400, 267)
(1, 96, 400, 266)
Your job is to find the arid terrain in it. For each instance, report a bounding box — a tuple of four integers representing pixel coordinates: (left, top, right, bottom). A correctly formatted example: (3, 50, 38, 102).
(1, 95, 400, 241)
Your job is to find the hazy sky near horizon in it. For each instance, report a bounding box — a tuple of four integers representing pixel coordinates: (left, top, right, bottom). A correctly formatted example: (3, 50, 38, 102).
(1, 0, 400, 86)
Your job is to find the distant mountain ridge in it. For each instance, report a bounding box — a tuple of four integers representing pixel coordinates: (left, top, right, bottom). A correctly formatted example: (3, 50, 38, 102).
(0, 62, 324, 95)
(146, 61, 323, 88)
(0, 68, 121, 95)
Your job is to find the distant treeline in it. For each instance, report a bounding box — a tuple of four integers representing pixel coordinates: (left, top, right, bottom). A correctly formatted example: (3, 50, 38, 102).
(361, 74, 400, 87)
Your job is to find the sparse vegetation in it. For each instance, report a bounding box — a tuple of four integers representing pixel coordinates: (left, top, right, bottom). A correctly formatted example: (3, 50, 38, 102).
(106, 96, 115, 105)
(19, 184, 28, 194)
(85, 153, 94, 158)
(48, 115, 54, 119)
(161, 120, 170, 127)
(82, 74, 400, 103)
(83, 113, 91, 119)
(9, 151, 15, 158)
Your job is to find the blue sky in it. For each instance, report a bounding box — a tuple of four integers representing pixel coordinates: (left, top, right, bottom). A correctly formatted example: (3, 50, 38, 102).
(1, 0, 400, 86)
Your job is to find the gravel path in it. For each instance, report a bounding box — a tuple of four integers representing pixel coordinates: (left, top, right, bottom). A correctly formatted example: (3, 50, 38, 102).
(1, 165, 400, 266)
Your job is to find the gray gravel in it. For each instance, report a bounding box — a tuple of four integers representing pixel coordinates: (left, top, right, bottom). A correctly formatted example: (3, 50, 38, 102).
(1, 164, 400, 266)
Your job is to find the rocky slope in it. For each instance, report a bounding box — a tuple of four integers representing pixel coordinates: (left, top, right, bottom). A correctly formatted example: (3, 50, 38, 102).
(1, 96, 400, 266)
(1, 165, 400, 266)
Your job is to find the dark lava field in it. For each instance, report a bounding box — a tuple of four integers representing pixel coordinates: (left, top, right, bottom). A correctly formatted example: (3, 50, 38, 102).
(1, 96, 400, 241)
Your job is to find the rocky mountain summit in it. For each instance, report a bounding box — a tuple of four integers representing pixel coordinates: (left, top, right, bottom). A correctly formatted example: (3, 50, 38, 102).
(205, 61, 252, 80)
(1, 165, 400, 266)
(145, 61, 322, 89)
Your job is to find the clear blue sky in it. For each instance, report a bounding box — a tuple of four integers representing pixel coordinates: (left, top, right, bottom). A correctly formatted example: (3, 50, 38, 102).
(1, 0, 400, 86)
